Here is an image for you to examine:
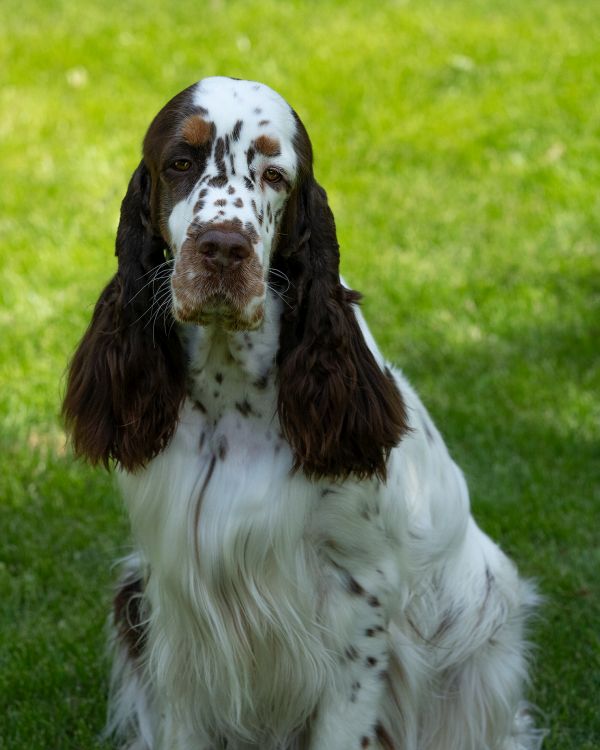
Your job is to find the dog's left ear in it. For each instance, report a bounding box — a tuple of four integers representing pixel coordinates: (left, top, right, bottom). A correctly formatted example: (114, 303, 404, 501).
(62, 160, 187, 472)
(274, 176, 409, 482)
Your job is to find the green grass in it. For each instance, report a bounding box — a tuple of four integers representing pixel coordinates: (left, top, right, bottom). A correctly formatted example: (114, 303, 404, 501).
(1, 0, 599, 747)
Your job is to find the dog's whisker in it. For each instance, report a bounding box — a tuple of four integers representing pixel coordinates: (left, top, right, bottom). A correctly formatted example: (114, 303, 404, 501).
(127, 267, 173, 306)
(129, 282, 172, 328)
(268, 268, 293, 292)
(267, 282, 293, 308)
(134, 259, 174, 283)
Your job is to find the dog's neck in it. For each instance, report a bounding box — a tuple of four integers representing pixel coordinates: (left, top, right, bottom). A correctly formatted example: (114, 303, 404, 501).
(180, 292, 283, 424)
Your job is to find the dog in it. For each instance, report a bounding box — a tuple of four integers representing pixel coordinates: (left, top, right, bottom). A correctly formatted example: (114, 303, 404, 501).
(63, 76, 544, 750)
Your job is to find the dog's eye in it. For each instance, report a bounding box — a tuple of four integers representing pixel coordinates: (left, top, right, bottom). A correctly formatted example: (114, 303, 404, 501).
(263, 167, 283, 184)
(172, 159, 192, 172)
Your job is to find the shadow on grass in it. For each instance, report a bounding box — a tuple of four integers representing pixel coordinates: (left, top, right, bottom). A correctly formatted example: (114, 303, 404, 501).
(0, 441, 126, 749)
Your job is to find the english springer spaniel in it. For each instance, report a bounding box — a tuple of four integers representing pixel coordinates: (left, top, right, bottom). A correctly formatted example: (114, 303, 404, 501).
(63, 77, 545, 750)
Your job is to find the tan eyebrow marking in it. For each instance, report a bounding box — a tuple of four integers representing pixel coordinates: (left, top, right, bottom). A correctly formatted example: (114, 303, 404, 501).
(181, 115, 213, 146)
(253, 135, 281, 157)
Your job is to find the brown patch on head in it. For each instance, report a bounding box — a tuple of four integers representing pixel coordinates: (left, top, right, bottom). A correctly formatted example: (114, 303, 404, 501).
(181, 115, 213, 146)
(254, 134, 281, 157)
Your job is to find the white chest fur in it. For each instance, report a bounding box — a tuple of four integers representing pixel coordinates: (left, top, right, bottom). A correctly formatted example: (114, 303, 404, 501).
(118, 307, 340, 743)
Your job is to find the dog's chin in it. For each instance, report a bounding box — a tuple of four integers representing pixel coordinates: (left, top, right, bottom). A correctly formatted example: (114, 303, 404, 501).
(173, 296, 265, 332)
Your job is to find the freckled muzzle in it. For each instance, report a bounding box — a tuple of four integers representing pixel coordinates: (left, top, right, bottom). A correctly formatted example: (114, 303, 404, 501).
(170, 219, 266, 331)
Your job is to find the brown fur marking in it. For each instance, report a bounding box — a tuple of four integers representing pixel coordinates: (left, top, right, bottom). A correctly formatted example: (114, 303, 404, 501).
(181, 115, 213, 146)
(254, 134, 281, 157)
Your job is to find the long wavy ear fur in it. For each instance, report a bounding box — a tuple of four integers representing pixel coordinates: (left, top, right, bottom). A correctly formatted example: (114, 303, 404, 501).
(62, 161, 186, 471)
(274, 174, 409, 482)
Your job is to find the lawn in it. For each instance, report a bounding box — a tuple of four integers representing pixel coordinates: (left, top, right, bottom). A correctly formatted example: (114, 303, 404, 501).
(1, 0, 598, 747)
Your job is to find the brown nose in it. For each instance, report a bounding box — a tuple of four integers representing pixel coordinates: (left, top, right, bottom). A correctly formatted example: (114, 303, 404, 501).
(197, 229, 252, 270)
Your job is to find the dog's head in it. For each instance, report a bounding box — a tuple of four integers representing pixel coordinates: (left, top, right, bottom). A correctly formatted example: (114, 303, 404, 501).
(63, 77, 407, 478)
(141, 77, 308, 330)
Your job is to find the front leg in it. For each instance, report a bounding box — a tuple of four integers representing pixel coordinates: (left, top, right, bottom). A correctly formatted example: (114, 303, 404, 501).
(310, 568, 392, 750)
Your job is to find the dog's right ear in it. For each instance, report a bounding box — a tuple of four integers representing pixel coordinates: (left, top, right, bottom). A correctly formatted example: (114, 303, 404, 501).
(274, 174, 409, 482)
(62, 160, 187, 472)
